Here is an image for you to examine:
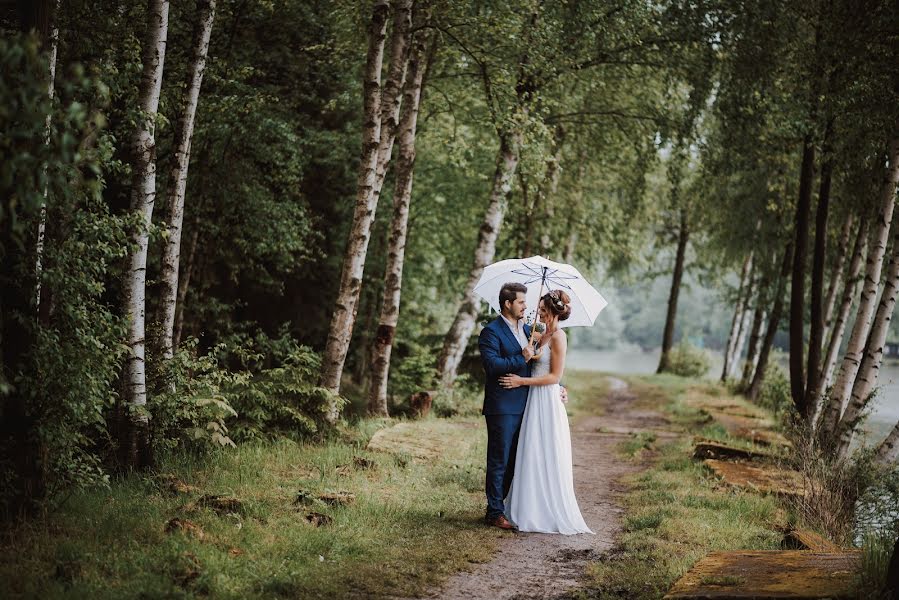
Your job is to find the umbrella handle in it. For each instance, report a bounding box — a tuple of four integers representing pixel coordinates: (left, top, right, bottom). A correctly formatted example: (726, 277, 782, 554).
(527, 275, 546, 361)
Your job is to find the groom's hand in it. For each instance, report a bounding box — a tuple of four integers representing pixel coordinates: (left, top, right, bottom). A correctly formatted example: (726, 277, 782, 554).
(560, 386, 569, 404)
(522, 345, 535, 362)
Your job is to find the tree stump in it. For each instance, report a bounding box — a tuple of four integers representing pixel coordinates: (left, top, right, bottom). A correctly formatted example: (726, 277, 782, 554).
(410, 390, 434, 419)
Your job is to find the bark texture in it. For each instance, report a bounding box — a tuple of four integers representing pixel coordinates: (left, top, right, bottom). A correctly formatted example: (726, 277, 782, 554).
(821, 136, 899, 439)
(821, 217, 868, 393)
(318, 0, 390, 406)
(789, 137, 815, 417)
(748, 243, 793, 401)
(722, 252, 753, 381)
(159, 0, 216, 360)
(836, 213, 899, 458)
(657, 208, 689, 373)
(122, 0, 170, 468)
(368, 31, 431, 416)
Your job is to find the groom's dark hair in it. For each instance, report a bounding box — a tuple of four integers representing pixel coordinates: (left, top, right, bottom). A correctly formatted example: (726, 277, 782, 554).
(499, 282, 528, 311)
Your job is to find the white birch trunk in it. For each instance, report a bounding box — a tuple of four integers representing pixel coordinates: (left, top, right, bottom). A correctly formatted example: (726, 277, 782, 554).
(822, 218, 868, 392)
(822, 136, 899, 439)
(370, 0, 411, 203)
(437, 131, 521, 385)
(822, 213, 854, 344)
(159, 0, 216, 360)
(835, 216, 899, 458)
(875, 420, 899, 464)
(729, 305, 753, 378)
(722, 252, 753, 381)
(122, 0, 169, 466)
(34, 0, 60, 310)
(368, 31, 430, 416)
(318, 0, 390, 407)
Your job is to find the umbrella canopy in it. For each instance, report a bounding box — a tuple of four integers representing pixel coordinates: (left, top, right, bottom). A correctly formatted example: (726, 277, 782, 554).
(473, 255, 608, 328)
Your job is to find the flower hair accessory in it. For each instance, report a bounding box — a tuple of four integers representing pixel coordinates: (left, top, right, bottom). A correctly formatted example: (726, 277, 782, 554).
(548, 290, 565, 311)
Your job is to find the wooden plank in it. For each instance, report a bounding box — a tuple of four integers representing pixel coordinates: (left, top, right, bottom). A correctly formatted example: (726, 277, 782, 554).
(664, 550, 861, 599)
(692, 440, 771, 462)
(704, 459, 805, 497)
(782, 529, 842, 553)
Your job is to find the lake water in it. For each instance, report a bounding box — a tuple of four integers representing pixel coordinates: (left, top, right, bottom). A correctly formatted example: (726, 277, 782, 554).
(568, 347, 899, 444)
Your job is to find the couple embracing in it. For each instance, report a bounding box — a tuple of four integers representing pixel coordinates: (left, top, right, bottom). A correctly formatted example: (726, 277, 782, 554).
(479, 282, 593, 535)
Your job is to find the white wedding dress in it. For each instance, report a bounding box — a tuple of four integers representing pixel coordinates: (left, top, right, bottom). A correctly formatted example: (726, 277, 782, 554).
(504, 342, 593, 534)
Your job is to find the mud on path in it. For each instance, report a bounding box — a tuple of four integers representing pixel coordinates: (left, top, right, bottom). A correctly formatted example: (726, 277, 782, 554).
(417, 377, 669, 600)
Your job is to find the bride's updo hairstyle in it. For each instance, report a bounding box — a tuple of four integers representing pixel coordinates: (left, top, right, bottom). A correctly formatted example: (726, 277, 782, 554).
(541, 289, 572, 321)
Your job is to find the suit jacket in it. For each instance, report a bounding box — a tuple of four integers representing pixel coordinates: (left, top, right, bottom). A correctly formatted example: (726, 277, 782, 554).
(479, 316, 531, 415)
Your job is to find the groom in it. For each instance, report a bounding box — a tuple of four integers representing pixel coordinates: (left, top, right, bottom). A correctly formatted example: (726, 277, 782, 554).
(478, 282, 567, 529)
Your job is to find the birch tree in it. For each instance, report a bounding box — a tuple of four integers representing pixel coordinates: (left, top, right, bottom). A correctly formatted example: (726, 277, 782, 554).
(722, 252, 753, 381)
(159, 0, 216, 360)
(820, 136, 899, 440)
(122, 0, 169, 467)
(319, 0, 411, 408)
(368, 30, 433, 416)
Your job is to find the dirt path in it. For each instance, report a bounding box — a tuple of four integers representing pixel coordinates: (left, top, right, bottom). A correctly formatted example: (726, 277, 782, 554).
(419, 377, 669, 600)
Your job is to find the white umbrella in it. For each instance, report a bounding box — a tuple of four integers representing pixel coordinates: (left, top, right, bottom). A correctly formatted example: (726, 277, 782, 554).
(473, 255, 608, 329)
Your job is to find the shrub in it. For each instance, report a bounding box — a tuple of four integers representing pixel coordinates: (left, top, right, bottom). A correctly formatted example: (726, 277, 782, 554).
(388, 345, 437, 402)
(227, 346, 346, 441)
(756, 362, 791, 418)
(664, 342, 711, 378)
(147, 340, 242, 455)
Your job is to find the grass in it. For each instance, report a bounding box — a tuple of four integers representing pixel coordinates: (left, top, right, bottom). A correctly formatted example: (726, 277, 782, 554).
(1, 418, 501, 599)
(0, 369, 613, 599)
(576, 374, 784, 600)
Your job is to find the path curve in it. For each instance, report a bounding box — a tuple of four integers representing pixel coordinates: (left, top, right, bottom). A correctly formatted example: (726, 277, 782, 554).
(419, 376, 666, 599)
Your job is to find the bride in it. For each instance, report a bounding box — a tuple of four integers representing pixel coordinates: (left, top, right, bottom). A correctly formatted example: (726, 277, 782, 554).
(498, 290, 593, 535)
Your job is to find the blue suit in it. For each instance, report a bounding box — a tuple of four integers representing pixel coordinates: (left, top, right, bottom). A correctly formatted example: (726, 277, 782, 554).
(479, 316, 531, 520)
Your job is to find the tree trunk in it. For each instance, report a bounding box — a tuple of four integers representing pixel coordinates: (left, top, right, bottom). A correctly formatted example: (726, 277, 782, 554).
(172, 218, 199, 350)
(520, 172, 534, 256)
(368, 31, 431, 417)
(804, 142, 832, 421)
(741, 296, 767, 388)
(821, 135, 899, 440)
(722, 252, 754, 381)
(789, 136, 816, 417)
(34, 0, 60, 312)
(748, 243, 793, 401)
(658, 208, 689, 373)
(822, 216, 868, 393)
(370, 0, 412, 210)
(437, 131, 521, 385)
(318, 0, 390, 407)
(875, 420, 899, 464)
(835, 211, 899, 458)
(121, 0, 169, 469)
(158, 0, 216, 360)
(730, 300, 753, 379)
(822, 213, 854, 344)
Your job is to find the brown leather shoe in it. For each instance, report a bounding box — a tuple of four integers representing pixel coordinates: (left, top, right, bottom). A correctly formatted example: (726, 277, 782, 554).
(484, 515, 515, 530)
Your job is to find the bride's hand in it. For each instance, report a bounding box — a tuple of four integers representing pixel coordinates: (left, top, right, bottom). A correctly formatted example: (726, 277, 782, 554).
(499, 374, 523, 389)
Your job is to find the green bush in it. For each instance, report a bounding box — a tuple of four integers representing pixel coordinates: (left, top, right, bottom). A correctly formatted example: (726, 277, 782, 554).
(147, 340, 242, 455)
(388, 345, 438, 402)
(665, 342, 711, 378)
(227, 346, 346, 441)
(756, 362, 791, 418)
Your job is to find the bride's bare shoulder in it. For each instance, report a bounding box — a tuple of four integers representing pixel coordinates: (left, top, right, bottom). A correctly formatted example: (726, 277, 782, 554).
(550, 330, 567, 350)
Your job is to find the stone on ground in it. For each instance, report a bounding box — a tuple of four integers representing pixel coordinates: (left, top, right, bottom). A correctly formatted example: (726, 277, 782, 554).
(366, 419, 478, 461)
(692, 439, 772, 461)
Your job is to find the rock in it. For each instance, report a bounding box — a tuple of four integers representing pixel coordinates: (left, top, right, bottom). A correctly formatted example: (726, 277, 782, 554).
(410, 390, 434, 419)
(165, 517, 206, 540)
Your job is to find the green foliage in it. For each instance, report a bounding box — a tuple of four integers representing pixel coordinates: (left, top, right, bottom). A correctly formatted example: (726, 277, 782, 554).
(388, 345, 437, 401)
(227, 346, 346, 441)
(148, 340, 241, 455)
(0, 32, 130, 506)
(756, 361, 791, 419)
(664, 342, 711, 378)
